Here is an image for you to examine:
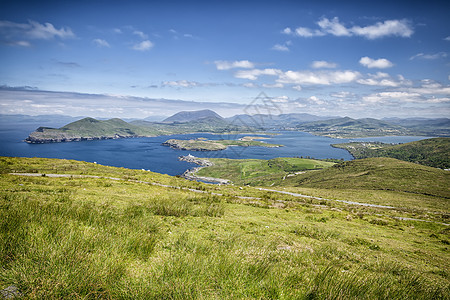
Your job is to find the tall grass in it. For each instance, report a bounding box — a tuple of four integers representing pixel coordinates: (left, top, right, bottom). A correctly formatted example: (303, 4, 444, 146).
(1, 190, 447, 299)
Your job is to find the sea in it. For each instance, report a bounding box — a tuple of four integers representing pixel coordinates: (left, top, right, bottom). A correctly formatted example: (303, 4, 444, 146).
(0, 121, 430, 176)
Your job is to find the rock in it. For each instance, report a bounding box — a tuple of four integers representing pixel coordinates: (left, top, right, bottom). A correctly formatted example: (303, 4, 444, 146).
(0, 285, 22, 299)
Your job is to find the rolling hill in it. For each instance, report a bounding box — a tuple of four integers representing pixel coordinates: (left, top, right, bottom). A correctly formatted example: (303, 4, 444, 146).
(281, 157, 449, 199)
(25, 117, 158, 143)
(332, 137, 450, 169)
(0, 156, 448, 298)
(295, 117, 409, 138)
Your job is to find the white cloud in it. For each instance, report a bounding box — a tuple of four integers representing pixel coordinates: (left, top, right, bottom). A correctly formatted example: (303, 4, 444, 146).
(444, 36, 450, 41)
(282, 27, 292, 35)
(0, 20, 75, 41)
(307, 96, 325, 105)
(357, 73, 411, 87)
(234, 68, 280, 80)
(132, 40, 153, 51)
(317, 17, 351, 36)
(408, 80, 450, 95)
(277, 70, 360, 85)
(93, 38, 110, 47)
(162, 80, 199, 88)
(311, 60, 337, 69)
(410, 52, 448, 60)
(284, 17, 413, 39)
(359, 56, 393, 69)
(292, 85, 302, 91)
(271, 95, 289, 103)
(271, 44, 289, 51)
(294, 27, 323, 37)
(331, 91, 352, 98)
(351, 19, 413, 39)
(133, 30, 148, 39)
(214, 60, 255, 70)
(363, 92, 421, 103)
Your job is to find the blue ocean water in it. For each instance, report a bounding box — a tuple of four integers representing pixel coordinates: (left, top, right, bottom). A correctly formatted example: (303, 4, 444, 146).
(0, 122, 430, 176)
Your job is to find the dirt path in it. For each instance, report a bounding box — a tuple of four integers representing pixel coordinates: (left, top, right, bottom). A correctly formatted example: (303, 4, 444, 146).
(9, 172, 449, 226)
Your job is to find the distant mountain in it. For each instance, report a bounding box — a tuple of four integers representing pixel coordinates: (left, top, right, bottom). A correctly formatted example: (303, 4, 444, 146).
(162, 109, 223, 123)
(382, 118, 450, 136)
(295, 117, 410, 138)
(0, 114, 83, 127)
(25, 117, 157, 143)
(226, 113, 337, 129)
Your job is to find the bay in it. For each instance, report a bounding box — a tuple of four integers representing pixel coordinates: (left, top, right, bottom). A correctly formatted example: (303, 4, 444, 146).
(0, 121, 430, 176)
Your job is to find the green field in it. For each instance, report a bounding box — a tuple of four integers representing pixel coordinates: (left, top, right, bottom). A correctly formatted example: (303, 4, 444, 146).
(196, 157, 335, 185)
(0, 156, 449, 299)
(332, 137, 450, 169)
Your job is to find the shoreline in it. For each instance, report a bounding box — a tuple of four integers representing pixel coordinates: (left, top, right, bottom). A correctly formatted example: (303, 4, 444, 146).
(178, 155, 230, 184)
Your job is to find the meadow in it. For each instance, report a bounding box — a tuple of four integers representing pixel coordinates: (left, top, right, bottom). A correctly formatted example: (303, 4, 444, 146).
(0, 156, 449, 299)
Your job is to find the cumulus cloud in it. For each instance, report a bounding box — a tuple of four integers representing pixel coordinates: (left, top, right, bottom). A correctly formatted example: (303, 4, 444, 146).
(276, 70, 360, 85)
(214, 60, 255, 70)
(0, 20, 75, 44)
(445, 36, 450, 41)
(359, 56, 393, 69)
(409, 52, 448, 60)
(93, 38, 110, 47)
(284, 17, 413, 39)
(132, 40, 153, 51)
(311, 61, 337, 69)
(234, 68, 281, 80)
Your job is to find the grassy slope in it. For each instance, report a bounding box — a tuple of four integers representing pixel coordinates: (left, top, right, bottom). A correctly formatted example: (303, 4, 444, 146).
(27, 118, 159, 141)
(333, 137, 450, 169)
(296, 117, 409, 138)
(0, 157, 449, 299)
(280, 157, 449, 211)
(196, 157, 335, 185)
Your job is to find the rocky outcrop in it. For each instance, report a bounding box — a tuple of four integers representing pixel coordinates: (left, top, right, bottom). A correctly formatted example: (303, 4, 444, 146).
(25, 134, 139, 144)
(179, 155, 229, 184)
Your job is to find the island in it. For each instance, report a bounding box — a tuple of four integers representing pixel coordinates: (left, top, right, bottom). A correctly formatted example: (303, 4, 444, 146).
(162, 137, 283, 151)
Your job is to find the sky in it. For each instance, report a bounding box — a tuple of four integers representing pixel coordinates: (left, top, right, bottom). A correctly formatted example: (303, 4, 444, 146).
(0, 0, 449, 119)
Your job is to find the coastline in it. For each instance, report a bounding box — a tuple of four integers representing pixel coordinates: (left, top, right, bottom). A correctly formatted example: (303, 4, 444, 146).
(179, 155, 230, 184)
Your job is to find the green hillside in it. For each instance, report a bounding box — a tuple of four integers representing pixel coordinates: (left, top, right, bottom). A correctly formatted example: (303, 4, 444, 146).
(296, 117, 408, 138)
(196, 157, 335, 185)
(1, 157, 448, 298)
(333, 138, 450, 169)
(281, 157, 449, 199)
(25, 117, 158, 143)
(25, 116, 252, 144)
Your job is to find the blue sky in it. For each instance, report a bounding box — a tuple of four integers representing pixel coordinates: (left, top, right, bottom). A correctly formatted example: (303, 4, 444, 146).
(0, 0, 449, 118)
